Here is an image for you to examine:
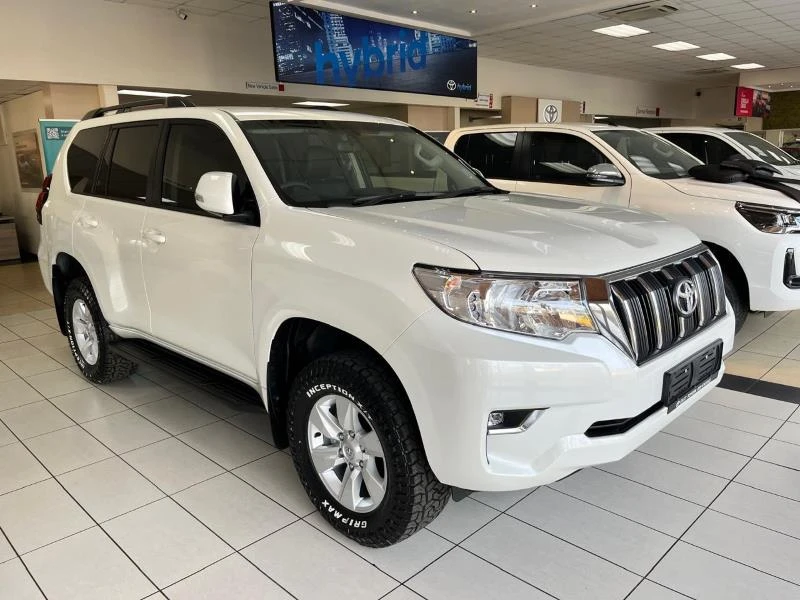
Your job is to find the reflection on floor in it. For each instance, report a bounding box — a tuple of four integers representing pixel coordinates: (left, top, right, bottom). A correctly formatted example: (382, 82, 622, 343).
(1, 260, 799, 600)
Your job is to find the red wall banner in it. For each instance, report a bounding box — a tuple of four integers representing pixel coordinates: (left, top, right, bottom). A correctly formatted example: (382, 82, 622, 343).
(735, 86, 771, 117)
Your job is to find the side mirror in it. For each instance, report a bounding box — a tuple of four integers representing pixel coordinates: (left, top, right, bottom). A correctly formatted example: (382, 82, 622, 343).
(586, 163, 625, 186)
(195, 172, 236, 215)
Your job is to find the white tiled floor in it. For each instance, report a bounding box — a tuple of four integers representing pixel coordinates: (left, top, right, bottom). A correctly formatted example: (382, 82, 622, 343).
(2, 261, 800, 599)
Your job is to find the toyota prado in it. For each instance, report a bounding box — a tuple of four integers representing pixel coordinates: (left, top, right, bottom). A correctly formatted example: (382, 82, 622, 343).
(37, 103, 734, 546)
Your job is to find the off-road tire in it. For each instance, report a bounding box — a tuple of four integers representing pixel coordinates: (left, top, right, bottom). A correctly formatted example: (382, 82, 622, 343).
(63, 277, 137, 384)
(288, 352, 449, 547)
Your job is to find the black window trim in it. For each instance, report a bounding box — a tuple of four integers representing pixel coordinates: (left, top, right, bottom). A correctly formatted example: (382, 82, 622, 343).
(149, 117, 260, 225)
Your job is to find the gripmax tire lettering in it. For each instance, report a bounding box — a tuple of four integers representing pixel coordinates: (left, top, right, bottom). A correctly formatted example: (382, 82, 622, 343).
(63, 277, 138, 384)
(287, 352, 449, 548)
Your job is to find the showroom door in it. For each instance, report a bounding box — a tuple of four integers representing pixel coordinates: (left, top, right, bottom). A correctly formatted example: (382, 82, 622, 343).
(516, 132, 631, 206)
(140, 120, 260, 381)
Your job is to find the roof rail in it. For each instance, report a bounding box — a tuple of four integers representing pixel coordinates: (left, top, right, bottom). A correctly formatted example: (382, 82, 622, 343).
(82, 97, 196, 120)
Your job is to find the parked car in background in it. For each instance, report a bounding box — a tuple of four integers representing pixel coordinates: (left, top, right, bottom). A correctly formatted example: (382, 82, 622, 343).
(783, 140, 800, 160)
(649, 126, 800, 178)
(38, 104, 733, 546)
(445, 124, 800, 330)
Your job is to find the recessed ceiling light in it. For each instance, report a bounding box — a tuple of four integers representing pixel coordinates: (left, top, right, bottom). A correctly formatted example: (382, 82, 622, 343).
(293, 101, 350, 107)
(697, 53, 736, 61)
(653, 41, 699, 51)
(593, 24, 650, 38)
(530, 3, 537, 7)
(731, 63, 765, 70)
(118, 89, 190, 98)
(469, 9, 477, 13)
(411, 9, 418, 14)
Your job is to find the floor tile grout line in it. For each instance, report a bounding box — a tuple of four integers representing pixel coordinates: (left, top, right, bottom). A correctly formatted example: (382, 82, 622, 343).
(697, 397, 791, 421)
(543, 485, 681, 539)
(0, 419, 163, 595)
(0, 525, 50, 600)
(706, 505, 800, 544)
(658, 429, 764, 458)
(632, 447, 745, 480)
(593, 465, 710, 509)
(625, 401, 794, 599)
(683, 412, 784, 437)
(750, 456, 800, 474)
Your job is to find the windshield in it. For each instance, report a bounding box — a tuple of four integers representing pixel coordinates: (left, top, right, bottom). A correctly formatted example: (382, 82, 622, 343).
(724, 131, 800, 166)
(595, 129, 701, 179)
(240, 120, 490, 207)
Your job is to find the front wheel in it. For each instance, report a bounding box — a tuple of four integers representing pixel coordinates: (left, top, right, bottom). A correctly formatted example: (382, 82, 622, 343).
(288, 352, 449, 547)
(63, 277, 137, 384)
(722, 272, 748, 333)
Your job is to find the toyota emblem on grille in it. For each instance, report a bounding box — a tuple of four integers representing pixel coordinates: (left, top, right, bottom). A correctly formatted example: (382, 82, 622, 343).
(672, 278, 698, 317)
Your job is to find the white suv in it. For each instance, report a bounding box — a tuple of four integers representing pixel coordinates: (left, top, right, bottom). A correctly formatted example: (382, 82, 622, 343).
(648, 126, 800, 179)
(38, 104, 734, 546)
(445, 124, 800, 330)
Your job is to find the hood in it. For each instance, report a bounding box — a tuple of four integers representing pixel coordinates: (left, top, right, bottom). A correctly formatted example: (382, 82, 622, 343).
(664, 177, 800, 209)
(776, 164, 800, 179)
(314, 193, 701, 275)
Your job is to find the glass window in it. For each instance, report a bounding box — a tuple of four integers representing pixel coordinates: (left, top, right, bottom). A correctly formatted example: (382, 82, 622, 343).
(701, 135, 740, 165)
(595, 129, 701, 179)
(162, 122, 246, 210)
(454, 132, 518, 179)
(66, 127, 109, 194)
(657, 133, 704, 161)
(106, 125, 159, 201)
(240, 120, 489, 207)
(724, 131, 800, 166)
(526, 132, 612, 185)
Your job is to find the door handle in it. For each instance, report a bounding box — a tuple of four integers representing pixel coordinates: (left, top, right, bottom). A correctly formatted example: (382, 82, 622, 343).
(142, 228, 167, 245)
(78, 215, 98, 229)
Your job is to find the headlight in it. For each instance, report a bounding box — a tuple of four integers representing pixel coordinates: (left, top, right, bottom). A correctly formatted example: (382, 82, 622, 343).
(413, 266, 597, 340)
(736, 202, 800, 234)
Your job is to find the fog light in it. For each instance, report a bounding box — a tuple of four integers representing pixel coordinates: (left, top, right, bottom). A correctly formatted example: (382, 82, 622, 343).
(487, 409, 546, 434)
(488, 412, 505, 428)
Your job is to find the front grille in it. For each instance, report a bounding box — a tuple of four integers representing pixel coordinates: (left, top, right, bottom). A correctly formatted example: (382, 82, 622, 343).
(608, 249, 726, 364)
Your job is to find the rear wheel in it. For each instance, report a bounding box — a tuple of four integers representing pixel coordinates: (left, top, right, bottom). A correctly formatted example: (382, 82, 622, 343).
(723, 272, 748, 333)
(63, 277, 137, 384)
(288, 352, 449, 547)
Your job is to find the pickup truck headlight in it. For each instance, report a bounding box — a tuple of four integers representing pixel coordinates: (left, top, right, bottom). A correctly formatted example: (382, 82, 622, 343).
(736, 202, 800, 234)
(413, 266, 597, 340)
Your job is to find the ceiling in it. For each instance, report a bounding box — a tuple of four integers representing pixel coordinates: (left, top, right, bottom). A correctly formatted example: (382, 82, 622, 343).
(106, 0, 800, 83)
(0, 80, 44, 104)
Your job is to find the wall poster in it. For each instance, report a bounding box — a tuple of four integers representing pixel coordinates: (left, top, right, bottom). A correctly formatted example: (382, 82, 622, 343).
(13, 129, 43, 189)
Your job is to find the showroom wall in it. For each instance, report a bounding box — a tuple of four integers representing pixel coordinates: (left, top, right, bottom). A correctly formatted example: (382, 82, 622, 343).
(0, 0, 699, 119)
(764, 91, 800, 129)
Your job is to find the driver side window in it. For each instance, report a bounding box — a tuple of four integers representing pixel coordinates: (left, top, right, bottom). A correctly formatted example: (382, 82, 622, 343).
(526, 132, 613, 185)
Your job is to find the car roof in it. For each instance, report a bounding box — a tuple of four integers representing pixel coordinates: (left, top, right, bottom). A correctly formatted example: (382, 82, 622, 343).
(74, 106, 407, 129)
(647, 126, 741, 133)
(450, 122, 639, 134)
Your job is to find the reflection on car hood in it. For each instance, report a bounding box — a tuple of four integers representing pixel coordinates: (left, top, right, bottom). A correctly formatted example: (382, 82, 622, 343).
(664, 178, 800, 209)
(776, 164, 800, 179)
(316, 193, 700, 275)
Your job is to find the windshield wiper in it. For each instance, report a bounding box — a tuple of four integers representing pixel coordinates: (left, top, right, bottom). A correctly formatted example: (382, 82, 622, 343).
(352, 191, 438, 207)
(438, 186, 510, 199)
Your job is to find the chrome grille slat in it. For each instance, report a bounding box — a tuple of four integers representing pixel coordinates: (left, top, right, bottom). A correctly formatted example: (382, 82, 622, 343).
(608, 250, 726, 365)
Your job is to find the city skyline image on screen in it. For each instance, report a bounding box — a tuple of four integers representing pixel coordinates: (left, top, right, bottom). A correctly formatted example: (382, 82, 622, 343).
(270, 1, 478, 98)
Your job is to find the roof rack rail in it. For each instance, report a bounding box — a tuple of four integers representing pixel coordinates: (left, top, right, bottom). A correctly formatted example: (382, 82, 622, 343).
(82, 97, 196, 120)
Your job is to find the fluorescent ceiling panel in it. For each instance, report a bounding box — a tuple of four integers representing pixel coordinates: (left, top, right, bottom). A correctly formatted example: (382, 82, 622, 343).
(593, 24, 650, 38)
(696, 53, 736, 61)
(731, 63, 765, 70)
(653, 41, 700, 51)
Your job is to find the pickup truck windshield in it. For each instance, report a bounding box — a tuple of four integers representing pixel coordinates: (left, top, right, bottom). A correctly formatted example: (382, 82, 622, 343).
(595, 129, 702, 180)
(240, 120, 493, 207)
(724, 131, 800, 166)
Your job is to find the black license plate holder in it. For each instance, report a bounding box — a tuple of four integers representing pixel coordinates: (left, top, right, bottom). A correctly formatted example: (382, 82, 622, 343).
(662, 340, 723, 413)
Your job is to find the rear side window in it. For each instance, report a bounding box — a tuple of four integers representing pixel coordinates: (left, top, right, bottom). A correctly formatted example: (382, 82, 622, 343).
(657, 133, 703, 161)
(162, 122, 246, 210)
(453, 132, 518, 179)
(66, 127, 109, 194)
(106, 125, 160, 202)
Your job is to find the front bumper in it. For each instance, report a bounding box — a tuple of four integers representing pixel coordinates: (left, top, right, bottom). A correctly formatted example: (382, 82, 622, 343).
(740, 235, 800, 312)
(383, 307, 735, 492)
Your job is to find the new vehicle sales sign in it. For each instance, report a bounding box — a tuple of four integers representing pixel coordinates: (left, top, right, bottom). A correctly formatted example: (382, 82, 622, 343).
(270, 2, 478, 98)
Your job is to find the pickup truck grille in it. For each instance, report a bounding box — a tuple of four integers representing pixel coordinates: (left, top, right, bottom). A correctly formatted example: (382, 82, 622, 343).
(608, 250, 726, 365)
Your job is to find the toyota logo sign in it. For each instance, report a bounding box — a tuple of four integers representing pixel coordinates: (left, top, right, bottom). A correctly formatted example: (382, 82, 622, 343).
(543, 104, 559, 123)
(446, 80, 457, 91)
(672, 278, 699, 317)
